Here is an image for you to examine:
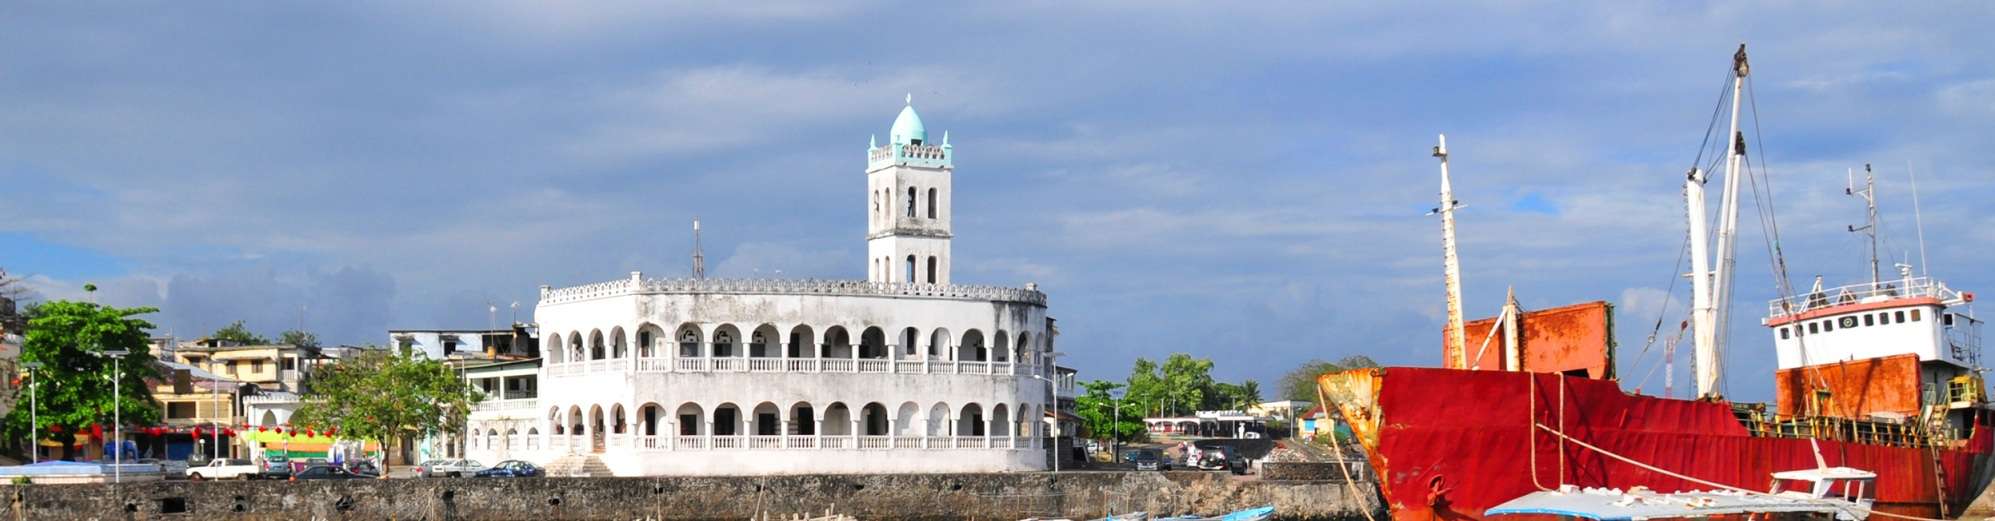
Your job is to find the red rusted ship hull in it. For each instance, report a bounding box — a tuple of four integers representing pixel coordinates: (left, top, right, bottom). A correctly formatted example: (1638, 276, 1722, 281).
(1320, 367, 1995, 520)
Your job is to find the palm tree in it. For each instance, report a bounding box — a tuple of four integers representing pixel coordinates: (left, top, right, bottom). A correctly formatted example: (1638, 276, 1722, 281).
(1241, 380, 1263, 406)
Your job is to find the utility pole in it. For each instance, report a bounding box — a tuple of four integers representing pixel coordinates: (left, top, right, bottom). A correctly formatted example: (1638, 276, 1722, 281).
(22, 361, 39, 463)
(102, 349, 130, 483)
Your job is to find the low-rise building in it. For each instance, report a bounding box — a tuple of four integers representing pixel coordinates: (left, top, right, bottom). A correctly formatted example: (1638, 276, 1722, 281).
(388, 326, 538, 360)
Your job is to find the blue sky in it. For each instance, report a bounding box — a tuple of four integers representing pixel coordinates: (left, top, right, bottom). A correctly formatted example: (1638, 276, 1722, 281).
(5, 2, 1994, 400)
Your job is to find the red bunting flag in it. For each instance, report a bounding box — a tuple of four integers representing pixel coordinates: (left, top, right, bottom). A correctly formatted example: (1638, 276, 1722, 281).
(89, 424, 103, 438)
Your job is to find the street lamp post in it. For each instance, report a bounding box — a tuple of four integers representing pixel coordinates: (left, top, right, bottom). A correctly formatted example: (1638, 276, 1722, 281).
(100, 350, 130, 483)
(1025, 372, 1061, 474)
(21, 361, 40, 464)
(1110, 388, 1124, 464)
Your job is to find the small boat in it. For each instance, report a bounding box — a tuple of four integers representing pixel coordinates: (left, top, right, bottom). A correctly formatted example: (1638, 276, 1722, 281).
(1486, 463, 1874, 521)
(1021, 512, 1149, 521)
(1155, 505, 1274, 521)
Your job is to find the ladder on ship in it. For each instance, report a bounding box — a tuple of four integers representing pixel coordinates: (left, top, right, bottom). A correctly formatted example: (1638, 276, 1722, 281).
(1922, 405, 1949, 518)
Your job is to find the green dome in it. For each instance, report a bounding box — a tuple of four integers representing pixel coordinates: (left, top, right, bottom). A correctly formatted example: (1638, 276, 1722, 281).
(890, 103, 927, 145)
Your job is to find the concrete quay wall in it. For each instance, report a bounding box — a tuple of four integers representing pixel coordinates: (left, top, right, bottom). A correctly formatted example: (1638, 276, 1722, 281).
(0, 471, 1377, 520)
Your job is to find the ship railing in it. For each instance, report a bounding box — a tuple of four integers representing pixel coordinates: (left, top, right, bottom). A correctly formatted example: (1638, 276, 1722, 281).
(1768, 277, 1964, 319)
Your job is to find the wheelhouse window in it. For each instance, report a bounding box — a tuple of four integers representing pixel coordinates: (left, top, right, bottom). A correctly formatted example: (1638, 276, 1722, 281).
(1864, 314, 1875, 327)
(1911, 309, 1922, 322)
(1896, 311, 1907, 323)
(1780, 327, 1790, 340)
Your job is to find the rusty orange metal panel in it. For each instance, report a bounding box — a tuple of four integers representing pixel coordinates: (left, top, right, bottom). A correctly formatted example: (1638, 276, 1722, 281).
(1775, 353, 1922, 419)
(1442, 301, 1614, 379)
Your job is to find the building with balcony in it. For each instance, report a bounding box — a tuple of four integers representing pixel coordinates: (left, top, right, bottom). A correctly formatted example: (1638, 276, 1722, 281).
(465, 100, 1062, 475)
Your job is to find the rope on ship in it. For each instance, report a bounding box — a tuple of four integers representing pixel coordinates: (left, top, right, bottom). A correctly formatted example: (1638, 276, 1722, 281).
(1528, 421, 1952, 521)
(1317, 386, 1379, 521)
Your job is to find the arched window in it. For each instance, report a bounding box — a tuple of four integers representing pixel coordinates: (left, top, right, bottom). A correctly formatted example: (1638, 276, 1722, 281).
(926, 256, 937, 284)
(905, 255, 916, 283)
(906, 187, 917, 217)
(927, 188, 937, 218)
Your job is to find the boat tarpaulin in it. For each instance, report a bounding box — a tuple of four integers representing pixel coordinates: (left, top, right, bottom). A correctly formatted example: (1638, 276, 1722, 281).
(1485, 485, 1865, 521)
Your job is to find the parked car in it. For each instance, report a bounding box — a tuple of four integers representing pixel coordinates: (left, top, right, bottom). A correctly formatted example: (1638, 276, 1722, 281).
(260, 456, 292, 480)
(187, 458, 261, 480)
(473, 460, 543, 478)
(418, 458, 488, 478)
(344, 459, 381, 478)
(1127, 449, 1170, 471)
(293, 465, 368, 480)
(1197, 446, 1247, 475)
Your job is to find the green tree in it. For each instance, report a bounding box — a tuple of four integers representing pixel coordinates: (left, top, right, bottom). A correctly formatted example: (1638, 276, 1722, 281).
(1124, 358, 1163, 416)
(1159, 353, 1214, 416)
(278, 330, 319, 349)
(210, 320, 269, 345)
(2, 300, 162, 460)
(1278, 355, 1379, 402)
(1074, 380, 1145, 445)
(290, 350, 478, 474)
(1240, 380, 1263, 405)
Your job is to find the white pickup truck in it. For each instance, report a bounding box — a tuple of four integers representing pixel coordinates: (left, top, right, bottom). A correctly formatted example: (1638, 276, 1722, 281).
(186, 458, 261, 480)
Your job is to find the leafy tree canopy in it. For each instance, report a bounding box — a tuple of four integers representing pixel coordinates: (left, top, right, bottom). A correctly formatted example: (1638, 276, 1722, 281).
(1073, 380, 1145, 444)
(209, 320, 269, 345)
(1278, 355, 1379, 402)
(2, 300, 163, 457)
(278, 330, 319, 349)
(290, 350, 478, 471)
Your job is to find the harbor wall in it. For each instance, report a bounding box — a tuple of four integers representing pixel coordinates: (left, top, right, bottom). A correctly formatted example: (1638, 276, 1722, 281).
(0, 471, 1378, 520)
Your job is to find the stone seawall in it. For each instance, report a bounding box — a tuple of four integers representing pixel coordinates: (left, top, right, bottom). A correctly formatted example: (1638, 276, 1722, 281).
(0, 472, 1377, 520)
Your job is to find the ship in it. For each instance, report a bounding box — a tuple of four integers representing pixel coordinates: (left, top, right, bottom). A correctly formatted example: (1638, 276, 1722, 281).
(1318, 45, 1995, 521)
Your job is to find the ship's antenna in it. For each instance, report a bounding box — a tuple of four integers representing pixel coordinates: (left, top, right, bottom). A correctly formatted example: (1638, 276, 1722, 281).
(1908, 160, 1930, 277)
(692, 217, 707, 279)
(1846, 164, 1880, 287)
(1432, 134, 1469, 369)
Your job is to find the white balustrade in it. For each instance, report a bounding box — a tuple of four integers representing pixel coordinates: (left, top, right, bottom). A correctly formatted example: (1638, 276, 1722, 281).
(712, 358, 746, 372)
(749, 358, 783, 372)
(991, 437, 1012, 449)
(786, 359, 820, 372)
(858, 436, 891, 449)
(994, 362, 1012, 374)
(749, 436, 782, 449)
(959, 362, 989, 374)
(639, 435, 663, 449)
(676, 436, 705, 449)
(823, 359, 855, 372)
(926, 436, 953, 449)
(786, 437, 817, 449)
(895, 361, 924, 373)
(857, 360, 889, 373)
(956, 437, 986, 449)
(931, 361, 956, 373)
(638, 359, 672, 373)
(678, 358, 709, 372)
(609, 435, 628, 448)
(821, 437, 849, 449)
(893, 437, 923, 449)
(712, 436, 744, 449)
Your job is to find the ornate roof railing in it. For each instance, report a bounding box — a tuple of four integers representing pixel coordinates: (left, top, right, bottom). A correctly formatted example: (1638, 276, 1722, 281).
(541, 277, 1045, 306)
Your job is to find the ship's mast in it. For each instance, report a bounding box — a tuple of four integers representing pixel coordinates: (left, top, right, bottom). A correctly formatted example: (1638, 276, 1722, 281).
(1435, 134, 1469, 369)
(1691, 44, 1749, 400)
(1846, 164, 1881, 287)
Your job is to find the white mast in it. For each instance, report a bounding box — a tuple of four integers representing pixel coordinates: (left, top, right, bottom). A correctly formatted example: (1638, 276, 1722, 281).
(1435, 134, 1469, 369)
(1846, 164, 1881, 287)
(1693, 44, 1749, 400)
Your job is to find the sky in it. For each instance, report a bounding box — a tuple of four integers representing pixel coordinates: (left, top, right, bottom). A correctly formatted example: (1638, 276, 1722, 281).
(4, 2, 1994, 401)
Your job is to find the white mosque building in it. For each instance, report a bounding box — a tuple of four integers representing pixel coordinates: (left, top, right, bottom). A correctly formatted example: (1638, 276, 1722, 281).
(463, 100, 1060, 475)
